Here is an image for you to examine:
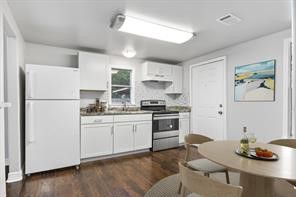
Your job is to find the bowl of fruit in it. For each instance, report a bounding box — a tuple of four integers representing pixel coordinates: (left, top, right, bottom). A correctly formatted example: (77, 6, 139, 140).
(250, 147, 279, 161)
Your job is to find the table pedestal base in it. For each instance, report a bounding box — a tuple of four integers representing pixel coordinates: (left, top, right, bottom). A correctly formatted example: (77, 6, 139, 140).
(240, 172, 276, 197)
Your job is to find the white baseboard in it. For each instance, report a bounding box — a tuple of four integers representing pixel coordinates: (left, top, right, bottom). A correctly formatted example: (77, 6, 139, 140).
(6, 170, 23, 183)
(5, 158, 9, 166)
(81, 149, 150, 163)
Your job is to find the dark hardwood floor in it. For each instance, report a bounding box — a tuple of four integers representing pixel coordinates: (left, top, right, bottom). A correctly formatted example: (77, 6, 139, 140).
(7, 147, 201, 197)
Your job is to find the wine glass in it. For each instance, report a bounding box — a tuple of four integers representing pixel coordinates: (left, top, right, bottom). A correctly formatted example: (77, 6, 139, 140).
(248, 133, 257, 148)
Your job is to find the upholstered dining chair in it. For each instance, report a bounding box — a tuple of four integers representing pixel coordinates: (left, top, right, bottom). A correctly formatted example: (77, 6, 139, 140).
(179, 161, 243, 197)
(178, 134, 230, 193)
(184, 134, 230, 182)
(269, 138, 296, 187)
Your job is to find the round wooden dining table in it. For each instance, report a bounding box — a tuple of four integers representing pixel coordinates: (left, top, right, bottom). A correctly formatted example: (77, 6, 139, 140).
(198, 140, 296, 197)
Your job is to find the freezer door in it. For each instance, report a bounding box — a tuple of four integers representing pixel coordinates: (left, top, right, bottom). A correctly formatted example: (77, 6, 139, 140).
(26, 64, 79, 99)
(25, 100, 80, 174)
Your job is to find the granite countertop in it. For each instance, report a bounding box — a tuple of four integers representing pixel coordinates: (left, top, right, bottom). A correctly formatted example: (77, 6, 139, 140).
(167, 106, 191, 113)
(80, 106, 191, 116)
(80, 110, 153, 116)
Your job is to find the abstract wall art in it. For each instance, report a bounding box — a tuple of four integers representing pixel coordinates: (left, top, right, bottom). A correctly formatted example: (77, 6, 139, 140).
(234, 60, 275, 101)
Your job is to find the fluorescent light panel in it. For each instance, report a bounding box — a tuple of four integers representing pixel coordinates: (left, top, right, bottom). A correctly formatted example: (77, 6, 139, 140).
(113, 15, 194, 44)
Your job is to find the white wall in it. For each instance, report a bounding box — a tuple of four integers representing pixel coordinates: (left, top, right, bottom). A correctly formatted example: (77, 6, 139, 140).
(0, 0, 25, 183)
(25, 43, 78, 67)
(25, 43, 188, 107)
(182, 29, 291, 142)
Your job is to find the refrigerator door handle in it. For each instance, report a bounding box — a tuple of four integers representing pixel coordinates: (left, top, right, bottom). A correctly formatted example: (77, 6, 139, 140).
(27, 102, 35, 143)
(0, 102, 11, 109)
(27, 71, 34, 99)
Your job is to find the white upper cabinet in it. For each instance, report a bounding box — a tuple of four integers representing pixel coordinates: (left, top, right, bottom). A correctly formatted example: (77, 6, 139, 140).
(165, 65, 183, 94)
(79, 51, 109, 91)
(142, 61, 173, 82)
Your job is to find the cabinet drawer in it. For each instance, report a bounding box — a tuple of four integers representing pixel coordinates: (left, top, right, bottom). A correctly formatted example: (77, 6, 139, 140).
(179, 112, 190, 119)
(114, 114, 152, 122)
(81, 116, 114, 124)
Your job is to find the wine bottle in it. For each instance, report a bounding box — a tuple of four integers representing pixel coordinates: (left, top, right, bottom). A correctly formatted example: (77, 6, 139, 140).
(240, 126, 249, 154)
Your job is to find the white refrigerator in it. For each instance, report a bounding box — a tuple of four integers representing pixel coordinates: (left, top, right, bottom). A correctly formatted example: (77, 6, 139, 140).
(25, 64, 80, 174)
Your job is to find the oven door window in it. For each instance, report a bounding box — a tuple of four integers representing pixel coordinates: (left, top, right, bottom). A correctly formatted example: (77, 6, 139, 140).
(153, 118, 179, 132)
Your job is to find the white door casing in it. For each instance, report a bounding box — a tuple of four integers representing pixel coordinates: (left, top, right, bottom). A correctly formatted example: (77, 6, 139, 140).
(0, 9, 7, 196)
(283, 38, 293, 138)
(190, 57, 227, 140)
(0, 103, 8, 196)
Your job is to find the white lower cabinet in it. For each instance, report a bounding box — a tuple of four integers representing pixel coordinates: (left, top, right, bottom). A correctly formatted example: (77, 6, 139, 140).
(134, 121, 152, 150)
(81, 123, 113, 159)
(114, 121, 152, 153)
(81, 114, 152, 159)
(114, 123, 134, 153)
(179, 113, 190, 144)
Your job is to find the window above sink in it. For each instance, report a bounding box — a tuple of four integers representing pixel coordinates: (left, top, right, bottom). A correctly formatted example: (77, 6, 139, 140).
(110, 67, 135, 105)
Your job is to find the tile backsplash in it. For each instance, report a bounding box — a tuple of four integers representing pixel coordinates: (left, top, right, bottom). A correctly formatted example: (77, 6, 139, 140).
(134, 81, 188, 106)
(80, 81, 189, 108)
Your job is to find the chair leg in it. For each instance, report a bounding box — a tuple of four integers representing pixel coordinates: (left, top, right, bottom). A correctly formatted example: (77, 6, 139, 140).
(178, 182, 182, 194)
(204, 172, 210, 177)
(225, 170, 230, 184)
(181, 186, 185, 197)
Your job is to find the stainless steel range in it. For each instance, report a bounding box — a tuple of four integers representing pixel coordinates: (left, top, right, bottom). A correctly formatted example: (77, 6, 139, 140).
(140, 100, 179, 151)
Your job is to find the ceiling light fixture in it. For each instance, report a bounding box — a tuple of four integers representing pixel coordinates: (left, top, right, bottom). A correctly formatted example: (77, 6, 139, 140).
(122, 48, 136, 58)
(111, 14, 195, 44)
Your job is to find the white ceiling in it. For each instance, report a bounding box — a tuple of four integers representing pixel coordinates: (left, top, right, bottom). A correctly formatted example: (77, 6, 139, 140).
(8, 0, 291, 63)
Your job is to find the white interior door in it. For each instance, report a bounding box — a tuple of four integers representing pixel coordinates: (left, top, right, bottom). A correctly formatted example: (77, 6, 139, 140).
(191, 58, 226, 140)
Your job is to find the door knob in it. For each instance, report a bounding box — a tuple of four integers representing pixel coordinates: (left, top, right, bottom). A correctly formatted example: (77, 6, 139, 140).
(218, 111, 223, 115)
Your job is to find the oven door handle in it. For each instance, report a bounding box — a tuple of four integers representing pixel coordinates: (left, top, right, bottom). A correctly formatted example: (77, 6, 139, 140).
(153, 113, 179, 117)
(153, 116, 179, 120)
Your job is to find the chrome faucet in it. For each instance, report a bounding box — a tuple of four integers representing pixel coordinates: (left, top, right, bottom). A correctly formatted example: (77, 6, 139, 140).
(121, 94, 127, 111)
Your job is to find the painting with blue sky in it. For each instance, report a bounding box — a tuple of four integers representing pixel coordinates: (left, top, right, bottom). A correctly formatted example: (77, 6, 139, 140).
(234, 60, 275, 101)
